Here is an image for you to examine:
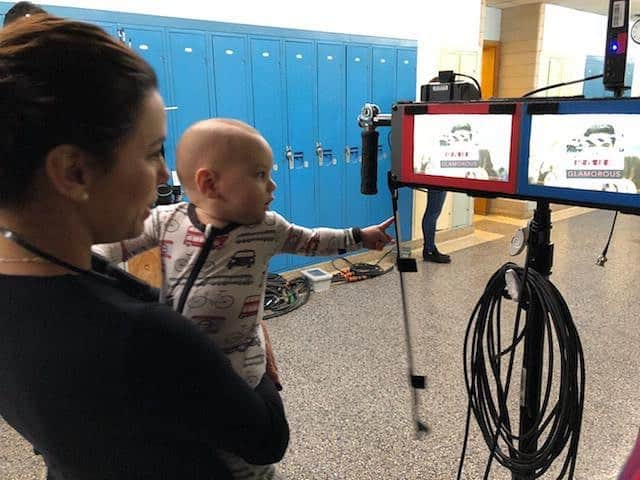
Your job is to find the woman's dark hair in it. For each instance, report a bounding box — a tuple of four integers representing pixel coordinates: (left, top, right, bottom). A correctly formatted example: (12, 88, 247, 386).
(3, 2, 47, 26)
(0, 15, 158, 206)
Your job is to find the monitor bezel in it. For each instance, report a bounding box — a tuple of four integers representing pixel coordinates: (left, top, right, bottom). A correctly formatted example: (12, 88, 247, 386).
(393, 102, 521, 195)
(517, 98, 640, 212)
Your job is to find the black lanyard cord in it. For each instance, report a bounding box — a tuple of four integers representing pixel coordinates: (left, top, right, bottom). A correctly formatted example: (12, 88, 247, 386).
(0, 227, 90, 275)
(0, 226, 160, 302)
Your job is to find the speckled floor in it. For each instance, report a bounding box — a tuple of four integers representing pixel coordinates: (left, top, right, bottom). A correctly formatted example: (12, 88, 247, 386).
(2, 207, 639, 479)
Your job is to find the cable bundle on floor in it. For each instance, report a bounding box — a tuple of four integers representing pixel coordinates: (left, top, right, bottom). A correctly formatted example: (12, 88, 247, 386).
(330, 249, 394, 284)
(263, 273, 311, 320)
(264, 250, 394, 319)
(458, 262, 585, 480)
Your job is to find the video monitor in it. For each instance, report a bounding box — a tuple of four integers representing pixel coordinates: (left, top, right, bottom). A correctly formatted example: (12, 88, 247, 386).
(518, 98, 640, 212)
(391, 102, 520, 194)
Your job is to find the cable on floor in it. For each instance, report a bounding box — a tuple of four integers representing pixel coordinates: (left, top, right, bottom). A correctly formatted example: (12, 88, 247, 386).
(263, 273, 311, 320)
(330, 248, 394, 284)
(263, 250, 395, 318)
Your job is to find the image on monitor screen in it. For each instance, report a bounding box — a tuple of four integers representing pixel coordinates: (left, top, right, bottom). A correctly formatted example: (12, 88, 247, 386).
(412, 114, 512, 182)
(528, 114, 640, 194)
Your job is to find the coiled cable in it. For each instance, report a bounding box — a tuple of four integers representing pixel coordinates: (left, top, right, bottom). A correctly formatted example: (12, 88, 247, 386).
(458, 262, 585, 479)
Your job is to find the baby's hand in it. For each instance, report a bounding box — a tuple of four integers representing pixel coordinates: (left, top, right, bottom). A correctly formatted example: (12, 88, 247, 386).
(360, 217, 395, 250)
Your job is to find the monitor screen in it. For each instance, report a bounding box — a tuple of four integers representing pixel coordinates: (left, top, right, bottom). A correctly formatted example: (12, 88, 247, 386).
(528, 114, 640, 194)
(412, 114, 513, 182)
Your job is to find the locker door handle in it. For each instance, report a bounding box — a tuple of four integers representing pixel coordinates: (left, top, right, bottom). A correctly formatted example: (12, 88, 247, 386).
(324, 148, 335, 166)
(315, 142, 323, 166)
(286, 146, 294, 170)
(345, 146, 359, 163)
(293, 151, 306, 168)
(164, 106, 179, 111)
(286, 147, 306, 169)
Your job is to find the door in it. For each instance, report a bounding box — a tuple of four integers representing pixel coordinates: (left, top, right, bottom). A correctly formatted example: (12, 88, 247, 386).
(371, 46, 397, 226)
(345, 45, 371, 230)
(316, 43, 346, 228)
(284, 40, 316, 269)
(212, 34, 251, 122)
(251, 37, 289, 273)
(168, 31, 210, 175)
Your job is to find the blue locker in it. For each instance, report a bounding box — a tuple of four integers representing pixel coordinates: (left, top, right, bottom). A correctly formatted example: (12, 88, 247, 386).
(168, 31, 211, 154)
(250, 37, 289, 273)
(91, 20, 117, 36)
(119, 26, 177, 172)
(316, 43, 346, 228)
(314, 43, 346, 265)
(284, 40, 316, 269)
(212, 35, 251, 123)
(371, 47, 397, 225)
(345, 45, 371, 230)
(395, 48, 416, 242)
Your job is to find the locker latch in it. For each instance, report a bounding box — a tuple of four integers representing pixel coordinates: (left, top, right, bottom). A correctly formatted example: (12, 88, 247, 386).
(315, 142, 323, 166)
(117, 27, 126, 44)
(285, 146, 294, 170)
(345, 146, 359, 163)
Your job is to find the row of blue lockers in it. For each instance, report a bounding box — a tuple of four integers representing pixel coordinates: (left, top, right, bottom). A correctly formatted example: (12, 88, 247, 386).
(1, 3, 418, 272)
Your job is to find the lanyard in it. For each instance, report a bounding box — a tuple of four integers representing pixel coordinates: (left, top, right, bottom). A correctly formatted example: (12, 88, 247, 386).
(0, 227, 159, 302)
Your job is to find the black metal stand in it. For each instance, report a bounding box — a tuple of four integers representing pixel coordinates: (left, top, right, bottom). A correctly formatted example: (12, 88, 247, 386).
(513, 200, 554, 480)
(388, 173, 428, 436)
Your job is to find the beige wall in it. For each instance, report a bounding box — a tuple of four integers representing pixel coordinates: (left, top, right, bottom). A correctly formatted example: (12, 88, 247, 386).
(497, 3, 545, 98)
(483, 3, 546, 218)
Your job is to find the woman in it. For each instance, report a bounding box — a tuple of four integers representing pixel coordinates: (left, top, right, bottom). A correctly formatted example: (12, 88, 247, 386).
(0, 15, 288, 479)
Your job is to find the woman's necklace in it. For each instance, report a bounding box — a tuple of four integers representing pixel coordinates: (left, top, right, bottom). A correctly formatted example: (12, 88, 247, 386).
(0, 256, 48, 263)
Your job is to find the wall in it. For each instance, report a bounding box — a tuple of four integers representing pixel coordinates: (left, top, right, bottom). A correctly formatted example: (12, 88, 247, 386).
(541, 4, 640, 96)
(484, 6, 501, 42)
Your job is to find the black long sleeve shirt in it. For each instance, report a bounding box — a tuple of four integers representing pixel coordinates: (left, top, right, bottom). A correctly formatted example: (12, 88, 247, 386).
(0, 272, 289, 479)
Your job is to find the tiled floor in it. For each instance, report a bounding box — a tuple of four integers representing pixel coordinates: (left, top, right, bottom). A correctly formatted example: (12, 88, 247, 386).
(1, 207, 638, 479)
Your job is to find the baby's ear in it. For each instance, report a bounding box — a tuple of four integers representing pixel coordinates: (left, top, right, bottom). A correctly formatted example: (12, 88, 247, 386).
(194, 167, 218, 198)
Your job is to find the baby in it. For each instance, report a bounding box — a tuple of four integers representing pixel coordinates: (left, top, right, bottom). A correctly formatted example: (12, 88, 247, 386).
(95, 118, 393, 479)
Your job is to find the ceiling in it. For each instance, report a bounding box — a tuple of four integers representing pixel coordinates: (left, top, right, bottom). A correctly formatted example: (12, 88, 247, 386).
(486, 0, 640, 16)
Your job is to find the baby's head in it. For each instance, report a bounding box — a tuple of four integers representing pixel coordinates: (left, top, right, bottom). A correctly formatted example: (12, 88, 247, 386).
(177, 118, 276, 226)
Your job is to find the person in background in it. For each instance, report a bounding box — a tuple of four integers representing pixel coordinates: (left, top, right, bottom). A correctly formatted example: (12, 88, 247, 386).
(3, 1, 46, 26)
(0, 16, 288, 480)
(421, 189, 451, 263)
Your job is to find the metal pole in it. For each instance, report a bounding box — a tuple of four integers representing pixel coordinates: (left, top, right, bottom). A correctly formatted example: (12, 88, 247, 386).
(514, 200, 553, 479)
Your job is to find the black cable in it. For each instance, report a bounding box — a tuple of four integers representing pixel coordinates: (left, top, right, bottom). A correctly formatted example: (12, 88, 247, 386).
(263, 273, 311, 320)
(455, 72, 483, 99)
(596, 211, 618, 266)
(330, 249, 394, 284)
(457, 262, 585, 479)
(263, 251, 393, 319)
(522, 74, 603, 97)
